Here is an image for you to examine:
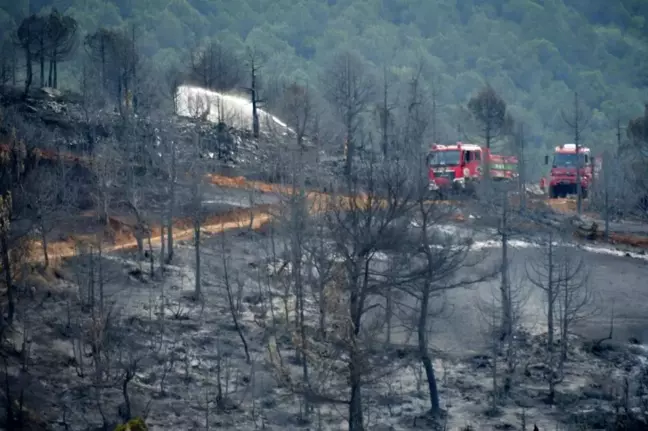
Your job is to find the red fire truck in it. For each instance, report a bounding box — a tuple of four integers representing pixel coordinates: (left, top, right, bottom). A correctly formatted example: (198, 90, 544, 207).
(544, 143, 601, 199)
(427, 142, 518, 197)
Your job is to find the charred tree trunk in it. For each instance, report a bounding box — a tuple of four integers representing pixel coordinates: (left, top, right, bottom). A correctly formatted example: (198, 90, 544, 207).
(547, 239, 556, 404)
(193, 217, 201, 297)
(0, 233, 14, 325)
(23, 48, 33, 97)
(418, 284, 441, 414)
(39, 39, 45, 88)
(500, 191, 512, 342)
(40, 219, 49, 268)
(166, 144, 176, 264)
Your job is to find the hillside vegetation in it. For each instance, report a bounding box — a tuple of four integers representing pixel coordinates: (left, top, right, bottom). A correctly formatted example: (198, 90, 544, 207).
(4, 3, 648, 431)
(2, 1, 647, 156)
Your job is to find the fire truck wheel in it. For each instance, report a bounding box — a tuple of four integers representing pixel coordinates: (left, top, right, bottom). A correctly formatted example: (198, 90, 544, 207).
(549, 186, 558, 199)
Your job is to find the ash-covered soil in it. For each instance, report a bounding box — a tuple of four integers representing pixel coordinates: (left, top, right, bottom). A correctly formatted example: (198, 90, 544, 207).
(6, 218, 648, 431)
(3, 86, 648, 431)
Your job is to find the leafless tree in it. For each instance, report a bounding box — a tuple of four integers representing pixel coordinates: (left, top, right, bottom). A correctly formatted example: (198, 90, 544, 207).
(555, 251, 593, 366)
(85, 28, 139, 113)
(90, 140, 120, 227)
(428, 73, 444, 145)
(303, 212, 337, 338)
(163, 135, 178, 264)
(375, 66, 398, 158)
(218, 231, 251, 363)
(526, 230, 591, 404)
(498, 188, 514, 343)
(594, 149, 631, 239)
(324, 156, 413, 430)
(0, 38, 18, 92)
(391, 72, 494, 416)
(23, 165, 69, 268)
(622, 104, 648, 217)
(323, 50, 375, 177)
(526, 230, 561, 404)
(400, 61, 429, 157)
(185, 130, 212, 299)
(0, 126, 30, 326)
(279, 80, 314, 410)
(561, 91, 591, 215)
(189, 40, 242, 92)
(124, 182, 150, 273)
(244, 46, 265, 138)
(514, 123, 528, 210)
(405, 177, 494, 417)
(477, 271, 530, 412)
(164, 64, 185, 115)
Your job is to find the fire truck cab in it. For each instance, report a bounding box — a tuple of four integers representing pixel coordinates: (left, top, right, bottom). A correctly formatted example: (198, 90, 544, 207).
(544, 143, 595, 199)
(427, 142, 518, 197)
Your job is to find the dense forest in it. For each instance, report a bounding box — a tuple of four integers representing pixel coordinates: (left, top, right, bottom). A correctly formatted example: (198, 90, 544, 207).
(1, 0, 648, 170)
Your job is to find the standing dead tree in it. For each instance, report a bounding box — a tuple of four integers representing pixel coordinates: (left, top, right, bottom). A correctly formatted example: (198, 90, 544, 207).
(183, 125, 216, 300)
(623, 104, 648, 216)
(476, 271, 531, 412)
(375, 66, 398, 158)
(400, 60, 430, 160)
(526, 230, 592, 404)
(395, 70, 495, 417)
(190, 134, 206, 299)
(244, 46, 265, 138)
(264, 155, 416, 427)
(323, 153, 414, 431)
(90, 139, 121, 227)
(554, 250, 593, 366)
(164, 64, 185, 115)
(323, 50, 375, 178)
(162, 134, 178, 265)
(217, 231, 251, 364)
(280, 80, 313, 414)
(189, 40, 242, 92)
(405, 178, 495, 417)
(0, 125, 31, 326)
(23, 164, 70, 268)
(85, 28, 139, 114)
(474, 179, 520, 348)
(561, 91, 591, 215)
(0, 38, 18, 92)
(428, 73, 444, 145)
(303, 210, 337, 339)
(514, 123, 528, 210)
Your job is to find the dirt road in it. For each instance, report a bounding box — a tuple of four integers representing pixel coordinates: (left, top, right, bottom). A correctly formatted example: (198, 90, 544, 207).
(391, 237, 648, 357)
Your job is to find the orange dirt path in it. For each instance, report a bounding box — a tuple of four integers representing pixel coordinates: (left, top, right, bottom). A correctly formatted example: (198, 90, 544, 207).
(16, 158, 648, 263)
(33, 205, 276, 263)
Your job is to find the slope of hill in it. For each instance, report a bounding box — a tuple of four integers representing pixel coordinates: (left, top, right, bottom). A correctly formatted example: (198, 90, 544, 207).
(2, 0, 647, 160)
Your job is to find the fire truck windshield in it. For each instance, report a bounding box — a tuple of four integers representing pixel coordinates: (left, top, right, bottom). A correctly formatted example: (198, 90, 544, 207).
(428, 150, 461, 166)
(552, 153, 584, 167)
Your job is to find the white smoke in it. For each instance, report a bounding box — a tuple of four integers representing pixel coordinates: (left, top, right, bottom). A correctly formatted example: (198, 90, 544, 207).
(175, 85, 293, 134)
